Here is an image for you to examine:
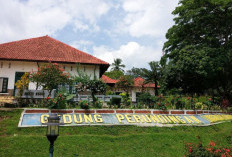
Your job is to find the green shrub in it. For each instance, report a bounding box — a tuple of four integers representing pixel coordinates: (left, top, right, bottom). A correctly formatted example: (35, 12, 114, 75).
(195, 102, 204, 110)
(79, 100, 90, 109)
(186, 97, 196, 110)
(94, 99, 103, 109)
(106, 90, 114, 95)
(111, 97, 121, 108)
(120, 92, 131, 106)
(136, 102, 143, 109)
(156, 102, 167, 110)
(138, 92, 153, 108)
(175, 96, 185, 109)
(45, 88, 75, 109)
(107, 101, 112, 108)
(3, 103, 18, 108)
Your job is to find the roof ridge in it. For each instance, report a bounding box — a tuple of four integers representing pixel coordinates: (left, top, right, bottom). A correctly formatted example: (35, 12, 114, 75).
(102, 75, 119, 81)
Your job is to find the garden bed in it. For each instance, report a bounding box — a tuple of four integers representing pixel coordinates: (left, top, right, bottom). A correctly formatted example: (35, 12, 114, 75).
(23, 108, 231, 115)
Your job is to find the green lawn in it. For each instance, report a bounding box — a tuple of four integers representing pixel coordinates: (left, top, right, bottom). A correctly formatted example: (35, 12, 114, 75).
(0, 109, 231, 157)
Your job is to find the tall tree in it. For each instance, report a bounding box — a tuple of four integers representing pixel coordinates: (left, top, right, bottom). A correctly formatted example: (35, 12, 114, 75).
(111, 58, 125, 72)
(116, 75, 133, 95)
(75, 66, 106, 106)
(126, 62, 162, 96)
(126, 67, 143, 78)
(104, 70, 124, 79)
(163, 0, 232, 106)
(141, 61, 161, 96)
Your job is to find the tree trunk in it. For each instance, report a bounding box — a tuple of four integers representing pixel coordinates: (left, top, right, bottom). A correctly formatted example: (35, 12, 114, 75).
(91, 92, 97, 107)
(48, 89, 52, 97)
(154, 80, 159, 96)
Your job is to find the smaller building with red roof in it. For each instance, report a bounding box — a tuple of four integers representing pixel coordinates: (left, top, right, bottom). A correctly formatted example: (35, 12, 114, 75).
(101, 75, 160, 102)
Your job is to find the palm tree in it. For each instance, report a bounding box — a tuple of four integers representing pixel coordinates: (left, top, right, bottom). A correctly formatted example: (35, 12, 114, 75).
(111, 58, 125, 72)
(141, 61, 161, 96)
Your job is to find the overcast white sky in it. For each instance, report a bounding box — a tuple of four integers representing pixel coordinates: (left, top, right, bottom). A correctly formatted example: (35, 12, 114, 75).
(0, 0, 179, 70)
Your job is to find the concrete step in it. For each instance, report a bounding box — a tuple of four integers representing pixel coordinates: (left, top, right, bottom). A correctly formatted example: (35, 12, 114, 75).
(0, 96, 16, 106)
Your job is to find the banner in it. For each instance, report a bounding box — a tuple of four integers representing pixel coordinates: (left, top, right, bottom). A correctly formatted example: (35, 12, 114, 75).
(18, 110, 232, 127)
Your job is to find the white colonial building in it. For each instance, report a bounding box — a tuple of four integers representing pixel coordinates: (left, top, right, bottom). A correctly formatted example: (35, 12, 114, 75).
(0, 35, 109, 96)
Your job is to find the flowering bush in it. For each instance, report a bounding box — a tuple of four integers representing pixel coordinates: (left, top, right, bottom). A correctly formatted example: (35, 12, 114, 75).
(30, 63, 72, 96)
(186, 97, 196, 109)
(156, 95, 167, 110)
(79, 100, 90, 109)
(46, 92, 74, 109)
(185, 141, 232, 157)
(174, 96, 185, 109)
(221, 99, 230, 109)
(156, 102, 167, 110)
(203, 97, 213, 109)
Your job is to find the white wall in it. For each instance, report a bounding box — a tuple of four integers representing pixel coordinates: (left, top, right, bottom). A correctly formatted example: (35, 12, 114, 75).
(0, 60, 100, 90)
(110, 86, 155, 102)
(131, 87, 155, 102)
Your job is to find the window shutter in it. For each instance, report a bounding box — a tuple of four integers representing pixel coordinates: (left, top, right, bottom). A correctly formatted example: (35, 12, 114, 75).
(2, 78, 8, 93)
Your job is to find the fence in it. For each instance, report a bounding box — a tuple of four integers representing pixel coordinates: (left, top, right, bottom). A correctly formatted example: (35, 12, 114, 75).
(75, 95, 121, 102)
(15, 89, 56, 98)
(16, 89, 121, 102)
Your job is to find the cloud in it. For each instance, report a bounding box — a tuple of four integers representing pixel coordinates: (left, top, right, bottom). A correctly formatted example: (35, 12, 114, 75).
(93, 42, 162, 70)
(0, 0, 111, 43)
(119, 0, 179, 38)
(0, 0, 178, 70)
(70, 40, 94, 52)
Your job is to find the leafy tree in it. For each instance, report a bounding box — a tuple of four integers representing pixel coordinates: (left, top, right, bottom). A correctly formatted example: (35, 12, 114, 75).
(162, 0, 232, 106)
(75, 67, 106, 107)
(116, 75, 133, 95)
(126, 67, 143, 78)
(30, 63, 72, 96)
(104, 70, 124, 79)
(126, 62, 161, 96)
(111, 58, 125, 72)
(141, 61, 161, 96)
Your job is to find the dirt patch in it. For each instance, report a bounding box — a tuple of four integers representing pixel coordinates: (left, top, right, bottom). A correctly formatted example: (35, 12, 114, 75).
(0, 116, 11, 122)
(0, 108, 23, 111)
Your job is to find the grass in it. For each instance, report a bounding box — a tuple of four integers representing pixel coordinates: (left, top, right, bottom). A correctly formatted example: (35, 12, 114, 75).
(0, 109, 231, 157)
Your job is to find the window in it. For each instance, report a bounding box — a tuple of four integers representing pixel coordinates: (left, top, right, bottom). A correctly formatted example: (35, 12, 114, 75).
(0, 78, 8, 93)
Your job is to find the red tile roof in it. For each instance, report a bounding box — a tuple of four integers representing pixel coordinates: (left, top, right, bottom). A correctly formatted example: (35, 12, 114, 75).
(101, 75, 119, 84)
(134, 77, 159, 88)
(0, 35, 109, 75)
(101, 75, 159, 88)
